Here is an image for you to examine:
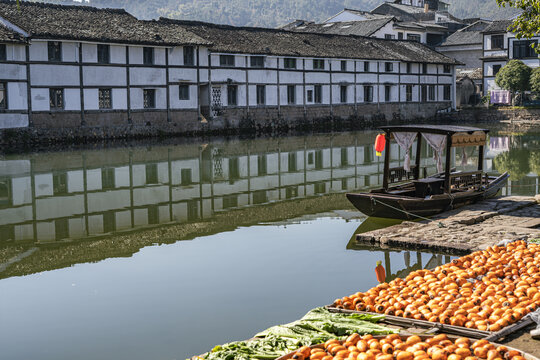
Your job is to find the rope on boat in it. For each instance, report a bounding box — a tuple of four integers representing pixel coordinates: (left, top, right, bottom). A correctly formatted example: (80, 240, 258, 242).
(370, 197, 446, 228)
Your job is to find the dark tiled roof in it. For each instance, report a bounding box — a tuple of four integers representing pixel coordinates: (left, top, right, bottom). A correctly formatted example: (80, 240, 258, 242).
(288, 18, 395, 37)
(0, 23, 25, 43)
(159, 18, 461, 64)
(456, 67, 482, 80)
(438, 21, 491, 46)
(0, 0, 210, 46)
(482, 20, 513, 34)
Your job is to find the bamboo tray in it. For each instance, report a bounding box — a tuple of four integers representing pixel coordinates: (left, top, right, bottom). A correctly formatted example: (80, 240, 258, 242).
(325, 305, 536, 341)
(276, 334, 540, 360)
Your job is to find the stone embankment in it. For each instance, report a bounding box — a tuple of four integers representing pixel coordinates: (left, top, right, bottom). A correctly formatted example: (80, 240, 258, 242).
(356, 195, 540, 253)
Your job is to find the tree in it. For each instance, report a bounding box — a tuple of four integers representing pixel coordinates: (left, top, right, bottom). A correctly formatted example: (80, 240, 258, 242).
(493, 148, 530, 181)
(530, 67, 540, 94)
(495, 60, 531, 104)
(496, 0, 540, 41)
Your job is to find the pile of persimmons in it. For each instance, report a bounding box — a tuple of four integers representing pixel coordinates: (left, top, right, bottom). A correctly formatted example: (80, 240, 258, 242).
(333, 241, 540, 332)
(289, 334, 526, 360)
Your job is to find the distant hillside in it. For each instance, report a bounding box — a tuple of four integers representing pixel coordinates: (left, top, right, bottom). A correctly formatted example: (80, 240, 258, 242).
(39, 0, 519, 27)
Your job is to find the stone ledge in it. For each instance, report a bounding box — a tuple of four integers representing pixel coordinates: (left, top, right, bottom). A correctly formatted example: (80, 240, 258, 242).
(356, 196, 540, 254)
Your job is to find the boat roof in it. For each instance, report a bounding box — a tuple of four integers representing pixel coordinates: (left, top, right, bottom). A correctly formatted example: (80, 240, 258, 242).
(379, 124, 489, 135)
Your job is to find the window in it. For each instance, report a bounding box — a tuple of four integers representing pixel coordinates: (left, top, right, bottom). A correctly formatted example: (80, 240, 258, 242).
(493, 64, 501, 76)
(398, 32, 404, 40)
(53, 172, 67, 195)
(406, 63, 412, 74)
(98, 88, 112, 109)
(223, 195, 238, 209)
(443, 85, 451, 100)
(181, 168, 192, 185)
(183, 46, 194, 66)
(307, 89, 313, 102)
(429, 85, 435, 101)
(313, 59, 325, 70)
(341, 60, 347, 71)
(228, 157, 240, 182)
(147, 205, 159, 224)
(364, 61, 369, 72)
(257, 155, 267, 175)
(143, 89, 156, 109)
(340, 85, 347, 103)
(421, 85, 427, 102)
(253, 190, 267, 204)
(407, 34, 421, 42)
(48, 41, 62, 62)
(227, 85, 237, 105)
(49, 88, 64, 109)
(341, 147, 348, 166)
(250, 56, 264, 68)
(103, 211, 116, 233)
(284, 58, 296, 69)
(0, 82, 6, 110)
(145, 164, 158, 184)
(288, 152, 297, 172)
(385, 85, 391, 102)
(97, 44, 110, 64)
(385, 62, 393, 72)
(220, 55, 235, 66)
(285, 186, 298, 199)
(491, 35, 504, 49)
(55, 218, 69, 240)
(443, 64, 451, 73)
(175, 84, 189, 100)
(314, 85, 322, 103)
(364, 85, 373, 102)
(406, 85, 413, 102)
(143, 47, 154, 65)
(513, 40, 538, 59)
(287, 85, 295, 104)
(256, 85, 265, 105)
(0, 44, 6, 61)
(101, 168, 115, 189)
(422, 63, 428, 74)
(385, 34, 395, 39)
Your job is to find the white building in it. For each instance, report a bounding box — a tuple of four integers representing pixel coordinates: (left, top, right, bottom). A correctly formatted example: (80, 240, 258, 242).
(481, 20, 540, 95)
(0, 0, 459, 133)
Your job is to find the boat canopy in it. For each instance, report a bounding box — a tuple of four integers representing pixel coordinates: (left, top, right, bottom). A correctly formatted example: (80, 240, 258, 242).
(380, 125, 489, 148)
(378, 125, 489, 192)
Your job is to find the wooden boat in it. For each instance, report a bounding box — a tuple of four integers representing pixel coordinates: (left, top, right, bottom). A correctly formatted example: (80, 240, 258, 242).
(346, 125, 509, 220)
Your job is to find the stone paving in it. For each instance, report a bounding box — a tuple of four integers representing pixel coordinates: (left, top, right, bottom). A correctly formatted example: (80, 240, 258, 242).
(356, 195, 540, 254)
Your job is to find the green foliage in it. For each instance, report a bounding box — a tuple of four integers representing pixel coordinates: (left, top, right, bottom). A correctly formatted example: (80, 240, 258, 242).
(530, 67, 540, 93)
(495, 60, 532, 93)
(530, 150, 540, 175)
(46, 0, 520, 27)
(496, 0, 540, 40)
(493, 148, 531, 180)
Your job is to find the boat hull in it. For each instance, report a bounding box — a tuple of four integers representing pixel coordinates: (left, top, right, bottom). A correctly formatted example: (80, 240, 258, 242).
(346, 173, 509, 220)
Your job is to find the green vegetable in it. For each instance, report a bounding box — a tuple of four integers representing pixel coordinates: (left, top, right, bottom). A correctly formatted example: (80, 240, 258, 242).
(198, 307, 396, 360)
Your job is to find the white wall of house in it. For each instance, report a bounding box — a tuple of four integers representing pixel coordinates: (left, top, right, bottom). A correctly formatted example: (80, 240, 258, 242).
(436, 44, 483, 69)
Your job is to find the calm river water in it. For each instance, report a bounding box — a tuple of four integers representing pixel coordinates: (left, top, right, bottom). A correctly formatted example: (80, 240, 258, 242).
(0, 126, 538, 360)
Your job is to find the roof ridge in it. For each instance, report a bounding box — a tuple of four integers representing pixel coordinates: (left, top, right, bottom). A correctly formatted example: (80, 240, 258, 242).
(0, 0, 131, 15)
(159, 16, 416, 45)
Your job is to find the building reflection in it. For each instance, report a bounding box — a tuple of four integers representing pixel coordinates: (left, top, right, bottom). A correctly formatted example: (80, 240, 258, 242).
(0, 135, 434, 244)
(0, 131, 538, 245)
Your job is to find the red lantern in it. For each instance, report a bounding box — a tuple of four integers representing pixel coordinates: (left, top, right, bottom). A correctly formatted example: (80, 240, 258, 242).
(375, 260, 386, 283)
(375, 133, 386, 156)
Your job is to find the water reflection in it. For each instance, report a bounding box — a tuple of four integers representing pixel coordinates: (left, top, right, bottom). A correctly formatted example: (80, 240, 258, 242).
(0, 129, 538, 278)
(0, 133, 446, 244)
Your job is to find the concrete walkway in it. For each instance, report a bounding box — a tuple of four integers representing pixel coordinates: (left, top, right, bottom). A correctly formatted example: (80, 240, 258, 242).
(356, 195, 540, 254)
